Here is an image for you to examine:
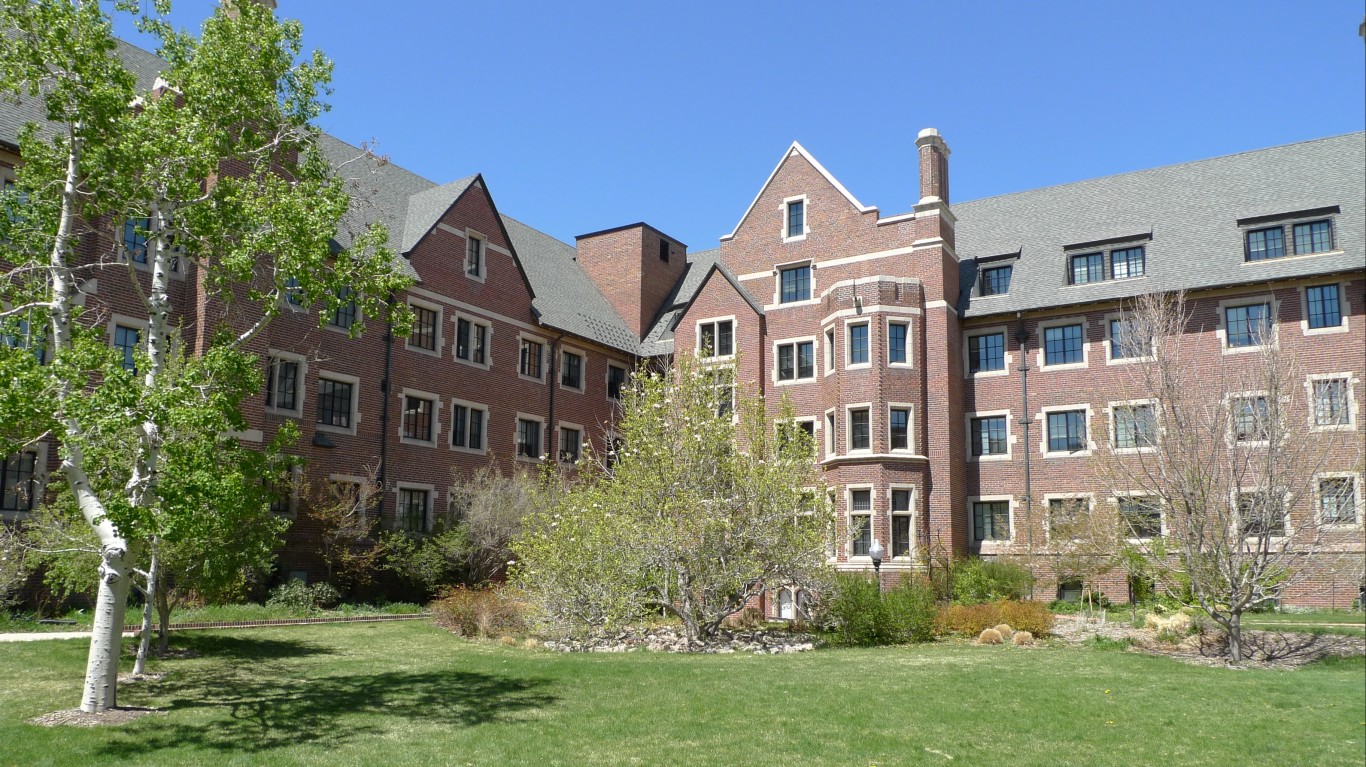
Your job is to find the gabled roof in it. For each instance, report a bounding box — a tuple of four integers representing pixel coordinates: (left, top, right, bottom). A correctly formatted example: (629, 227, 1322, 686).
(638, 248, 764, 356)
(401, 176, 479, 253)
(720, 141, 876, 242)
(955, 133, 1366, 318)
(317, 134, 432, 281)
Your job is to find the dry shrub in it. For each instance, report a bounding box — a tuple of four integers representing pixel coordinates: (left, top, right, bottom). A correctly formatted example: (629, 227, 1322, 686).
(993, 623, 1014, 638)
(977, 628, 1004, 644)
(499, 635, 519, 646)
(1012, 630, 1035, 646)
(937, 601, 1054, 638)
(725, 606, 764, 629)
(430, 586, 527, 639)
(998, 601, 1053, 637)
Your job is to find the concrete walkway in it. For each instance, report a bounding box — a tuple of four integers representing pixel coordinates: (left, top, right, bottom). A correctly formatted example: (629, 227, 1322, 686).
(0, 630, 132, 642)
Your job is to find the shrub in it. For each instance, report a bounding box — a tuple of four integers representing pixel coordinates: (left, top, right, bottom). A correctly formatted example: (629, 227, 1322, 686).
(1084, 635, 1134, 651)
(998, 601, 1053, 637)
(1012, 630, 1035, 646)
(993, 623, 1014, 639)
(883, 577, 938, 644)
(265, 580, 342, 614)
(817, 573, 937, 646)
(937, 600, 1054, 638)
(977, 628, 1003, 644)
(430, 586, 527, 639)
(951, 558, 1034, 604)
(1048, 599, 1080, 614)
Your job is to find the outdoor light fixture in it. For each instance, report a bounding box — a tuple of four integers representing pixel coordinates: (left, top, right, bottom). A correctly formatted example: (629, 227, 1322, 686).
(869, 538, 885, 591)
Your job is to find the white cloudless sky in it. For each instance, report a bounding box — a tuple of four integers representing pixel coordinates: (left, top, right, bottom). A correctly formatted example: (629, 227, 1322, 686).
(115, 1, 1366, 251)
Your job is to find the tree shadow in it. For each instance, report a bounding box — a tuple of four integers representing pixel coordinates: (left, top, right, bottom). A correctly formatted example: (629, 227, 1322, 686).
(98, 665, 557, 756)
(169, 633, 336, 662)
(1195, 629, 1356, 663)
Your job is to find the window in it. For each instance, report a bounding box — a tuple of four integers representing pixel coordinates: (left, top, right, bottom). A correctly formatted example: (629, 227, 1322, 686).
(968, 332, 1005, 373)
(1118, 497, 1161, 539)
(1237, 492, 1285, 538)
(2, 315, 46, 364)
(1245, 226, 1285, 261)
(1311, 378, 1350, 427)
(785, 199, 805, 239)
(1046, 410, 1087, 453)
(970, 416, 1008, 458)
(402, 395, 434, 443)
(848, 408, 870, 451)
(519, 338, 544, 380)
(891, 489, 913, 557)
(779, 265, 811, 303)
(1069, 252, 1104, 285)
(825, 409, 836, 456)
(980, 264, 1012, 296)
(1048, 498, 1086, 541)
(1225, 303, 1271, 348)
(561, 350, 583, 390)
(265, 356, 300, 412)
(1292, 220, 1333, 255)
(266, 460, 298, 516)
(466, 232, 484, 277)
(451, 402, 486, 452)
(1108, 318, 1149, 361)
(887, 321, 908, 365)
(1112, 404, 1156, 450)
(1, 450, 38, 514)
(399, 488, 429, 533)
(698, 319, 734, 358)
(329, 287, 358, 330)
(607, 364, 627, 400)
(1232, 396, 1270, 442)
(284, 276, 304, 307)
(1043, 324, 1084, 366)
(658, 238, 669, 263)
(123, 217, 149, 264)
(889, 407, 910, 451)
(559, 426, 581, 463)
(1110, 247, 1145, 279)
(1319, 477, 1357, 525)
(408, 304, 438, 351)
(972, 501, 1010, 542)
(316, 376, 354, 429)
(823, 327, 835, 373)
(113, 325, 140, 373)
(1305, 284, 1342, 329)
(847, 323, 869, 366)
(849, 489, 872, 556)
(776, 340, 814, 381)
(778, 419, 816, 456)
(516, 418, 542, 459)
(709, 368, 734, 418)
(455, 317, 488, 365)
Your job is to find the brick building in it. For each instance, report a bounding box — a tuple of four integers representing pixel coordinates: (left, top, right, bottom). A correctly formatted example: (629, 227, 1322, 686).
(2, 38, 1361, 604)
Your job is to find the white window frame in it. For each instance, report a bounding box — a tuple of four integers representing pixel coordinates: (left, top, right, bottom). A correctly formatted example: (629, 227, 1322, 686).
(394, 481, 436, 534)
(514, 412, 546, 462)
(464, 228, 487, 283)
(404, 297, 444, 357)
(397, 387, 441, 447)
(887, 402, 914, 453)
(885, 316, 913, 369)
(1298, 281, 1350, 336)
(773, 258, 816, 306)
(556, 421, 584, 465)
(606, 362, 628, 403)
(106, 313, 148, 372)
(844, 318, 871, 370)
(1232, 488, 1291, 542)
(559, 345, 587, 394)
(1216, 294, 1278, 355)
(963, 325, 1011, 378)
(1105, 398, 1159, 454)
(263, 348, 307, 418)
(1036, 316, 1090, 370)
(772, 335, 818, 385)
(1043, 493, 1094, 544)
(824, 407, 837, 458)
(1313, 472, 1362, 528)
(326, 473, 370, 525)
(1112, 492, 1164, 543)
(696, 315, 737, 361)
(315, 369, 361, 437)
(1103, 311, 1155, 365)
(845, 402, 873, 454)
(451, 313, 493, 370)
(517, 332, 548, 384)
(1225, 390, 1274, 446)
(844, 483, 876, 560)
(1038, 403, 1094, 458)
(968, 494, 1015, 548)
(887, 484, 916, 560)
(782, 194, 809, 243)
(449, 398, 489, 455)
(0, 441, 48, 522)
(965, 408, 1013, 462)
(1305, 372, 1357, 432)
(822, 325, 836, 377)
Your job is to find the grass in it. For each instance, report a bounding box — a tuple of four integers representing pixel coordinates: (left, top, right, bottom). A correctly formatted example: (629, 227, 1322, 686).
(0, 602, 423, 633)
(0, 621, 1362, 767)
(1241, 610, 1366, 637)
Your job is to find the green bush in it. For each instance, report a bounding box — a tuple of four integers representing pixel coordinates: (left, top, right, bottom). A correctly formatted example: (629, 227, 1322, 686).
(883, 577, 938, 643)
(430, 586, 527, 639)
(1048, 599, 1080, 614)
(817, 573, 937, 646)
(951, 558, 1034, 604)
(265, 580, 341, 614)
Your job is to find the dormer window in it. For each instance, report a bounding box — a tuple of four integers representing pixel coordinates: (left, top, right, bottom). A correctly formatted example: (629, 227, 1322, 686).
(980, 264, 1012, 296)
(1069, 253, 1103, 285)
(1240, 206, 1338, 261)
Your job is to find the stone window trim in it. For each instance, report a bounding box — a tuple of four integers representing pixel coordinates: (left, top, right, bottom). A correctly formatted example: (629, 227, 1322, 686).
(263, 348, 308, 418)
(822, 325, 836, 377)
(1215, 294, 1279, 355)
(120, 216, 187, 281)
(1109, 493, 1165, 543)
(451, 313, 493, 371)
(968, 494, 1015, 549)
(1304, 373, 1358, 432)
(695, 315, 737, 361)
(1298, 281, 1351, 336)
(323, 286, 361, 335)
(844, 483, 877, 560)
(1037, 403, 1095, 458)
(1104, 398, 1160, 454)
(774, 416, 818, 457)
(404, 297, 444, 357)
(772, 257, 817, 307)
(965, 408, 1014, 462)
(105, 313, 149, 370)
(1035, 316, 1090, 370)
(558, 344, 588, 394)
(1224, 390, 1278, 447)
(605, 363, 628, 403)
(963, 325, 1011, 378)
(771, 334, 818, 385)
(781, 194, 809, 243)
(1231, 488, 1292, 542)
(885, 316, 914, 369)
(314, 369, 361, 437)
(517, 331, 549, 384)
(1103, 311, 1155, 365)
(326, 473, 370, 525)
(823, 407, 837, 458)
(393, 481, 436, 534)
(397, 387, 441, 447)
(514, 412, 546, 463)
(266, 456, 304, 519)
(556, 420, 584, 465)
(887, 402, 915, 454)
(887, 483, 917, 560)
(464, 228, 487, 283)
(449, 397, 489, 455)
(844, 318, 871, 370)
(845, 402, 873, 454)
(1042, 493, 1095, 544)
(1313, 472, 1363, 528)
(1, 441, 48, 522)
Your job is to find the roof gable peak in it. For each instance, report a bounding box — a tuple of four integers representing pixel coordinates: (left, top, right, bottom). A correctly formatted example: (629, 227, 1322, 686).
(720, 141, 876, 242)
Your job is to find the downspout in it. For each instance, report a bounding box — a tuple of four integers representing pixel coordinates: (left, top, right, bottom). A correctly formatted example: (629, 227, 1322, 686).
(1013, 314, 1034, 598)
(376, 297, 395, 525)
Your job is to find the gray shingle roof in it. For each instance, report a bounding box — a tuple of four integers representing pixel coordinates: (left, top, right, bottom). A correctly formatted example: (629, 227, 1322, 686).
(316, 134, 432, 281)
(955, 133, 1366, 317)
(401, 176, 478, 254)
(638, 248, 766, 356)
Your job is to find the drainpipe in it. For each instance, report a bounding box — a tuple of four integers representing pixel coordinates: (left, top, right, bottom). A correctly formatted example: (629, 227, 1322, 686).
(376, 300, 395, 525)
(1013, 314, 1034, 598)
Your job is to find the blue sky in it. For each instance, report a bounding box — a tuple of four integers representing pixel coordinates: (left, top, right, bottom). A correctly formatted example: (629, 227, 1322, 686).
(115, 1, 1366, 252)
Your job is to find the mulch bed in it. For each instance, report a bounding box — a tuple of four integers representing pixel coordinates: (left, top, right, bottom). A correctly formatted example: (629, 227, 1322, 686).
(31, 707, 163, 727)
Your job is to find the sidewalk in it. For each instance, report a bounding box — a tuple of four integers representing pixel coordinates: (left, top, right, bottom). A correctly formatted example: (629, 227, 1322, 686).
(0, 630, 133, 642)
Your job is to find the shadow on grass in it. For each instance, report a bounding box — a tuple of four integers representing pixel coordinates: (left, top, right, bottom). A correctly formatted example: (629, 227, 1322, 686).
(1195, 629, 1363, 663)
(170, 633, 336, 662)
(98, 663, 557, 756)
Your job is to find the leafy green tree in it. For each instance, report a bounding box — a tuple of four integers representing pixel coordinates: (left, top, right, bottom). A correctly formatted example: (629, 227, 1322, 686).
(0, 0, 410, 711)
(513, 355, 835, 641)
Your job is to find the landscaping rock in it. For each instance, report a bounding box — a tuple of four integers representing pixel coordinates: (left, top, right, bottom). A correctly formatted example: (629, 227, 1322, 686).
(542, 625, 821, 654)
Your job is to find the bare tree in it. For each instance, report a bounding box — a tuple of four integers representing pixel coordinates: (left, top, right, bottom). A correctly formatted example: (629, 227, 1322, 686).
(305, 465, 385, 593)
(1092, 291, 1364, 662)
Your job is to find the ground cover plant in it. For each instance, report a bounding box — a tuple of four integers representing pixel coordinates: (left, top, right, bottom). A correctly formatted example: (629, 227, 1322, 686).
(1, 621, 1362, 767)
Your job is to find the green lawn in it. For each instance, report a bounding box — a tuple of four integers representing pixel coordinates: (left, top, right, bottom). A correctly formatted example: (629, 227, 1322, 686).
(1, 622, 1362, 767)
(0, 602, 423, 633)
(1241, 611, 1366, 637)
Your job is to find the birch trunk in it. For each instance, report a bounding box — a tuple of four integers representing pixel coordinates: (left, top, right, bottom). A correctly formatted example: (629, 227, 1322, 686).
(133, 541, 159, 676)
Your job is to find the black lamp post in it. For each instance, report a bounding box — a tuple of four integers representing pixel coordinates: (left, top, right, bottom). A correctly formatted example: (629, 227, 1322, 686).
(869, 538, 885, 592)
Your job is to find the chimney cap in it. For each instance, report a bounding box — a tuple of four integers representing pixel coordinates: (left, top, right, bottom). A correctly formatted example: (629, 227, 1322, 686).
(917, 127, 940, 140)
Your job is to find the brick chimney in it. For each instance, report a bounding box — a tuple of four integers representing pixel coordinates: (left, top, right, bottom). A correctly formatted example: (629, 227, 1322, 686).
(576, 223, 687, 340)
(916, 128, 950, 205)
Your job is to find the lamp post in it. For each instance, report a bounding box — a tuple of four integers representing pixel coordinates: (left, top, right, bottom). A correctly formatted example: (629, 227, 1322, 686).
(869, 538, 885, 592)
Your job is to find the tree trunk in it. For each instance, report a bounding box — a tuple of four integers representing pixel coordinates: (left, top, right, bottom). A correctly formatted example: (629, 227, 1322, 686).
(132, 542, 158, 676)
(1227, 612, 1243, 663)
(81, 543, 134, 712)
(156, 584, 171, 655)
